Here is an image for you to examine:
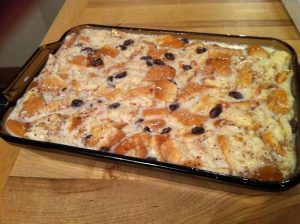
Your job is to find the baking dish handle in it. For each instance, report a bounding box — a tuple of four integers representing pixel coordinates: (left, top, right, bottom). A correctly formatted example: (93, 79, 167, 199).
(2, 41, 61, 103)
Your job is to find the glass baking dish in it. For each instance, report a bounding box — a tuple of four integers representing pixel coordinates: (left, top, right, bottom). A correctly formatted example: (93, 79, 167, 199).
(0, 24, 299, 193)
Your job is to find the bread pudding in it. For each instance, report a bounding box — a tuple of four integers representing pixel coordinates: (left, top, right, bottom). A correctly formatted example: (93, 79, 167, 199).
(6, 28, 297, 181)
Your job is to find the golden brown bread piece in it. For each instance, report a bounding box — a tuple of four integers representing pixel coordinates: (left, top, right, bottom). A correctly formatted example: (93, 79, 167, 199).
(143, 119, 166, 131)
(145, 41, 166, 59)
(21, 94, 45, 117)
(275, 71, 288, 84)
(159, 139, 187, 164)
(154, 79, 177, 102)
(237, 64, 253, 88)
(158, 35, 184, 48)
(177, 82, 205, 102)
(38, 75, 66, 92)
(159, 139, 203, 168)
(247, 45, 269, 58)
(227, 100, 259, 110)
(68, 55, 86, 66)
(126, 86, 154, 98)
(261, 132, 285, 156)
(193, 95, 221, 113)
(206, 57, 231, 76)
(208, 45, 243, 58)
(143, 108, 169, 116)
(69, 116, 82, 131)
(252, 165, 283, 181)
(97, 45, 119, 57)
(145, 65, 176, 81)
(86, 124, 125, 148)
(114, 133, 151, 158)
(255, 82, 276, 95)
(267, 89, 289, 115)
(78, 35, 90, 44)
(103, 88, 122, 101)
(170, 109, 207, 126)
(217, 135, 232, 172)
(6, 119, 30, 137)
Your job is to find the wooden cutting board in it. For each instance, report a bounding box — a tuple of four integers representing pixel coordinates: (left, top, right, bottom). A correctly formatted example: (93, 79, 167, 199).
(1, 0, 300, 223)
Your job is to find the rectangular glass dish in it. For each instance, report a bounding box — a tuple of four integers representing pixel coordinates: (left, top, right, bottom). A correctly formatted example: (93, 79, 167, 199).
(0, 24, 299, 192)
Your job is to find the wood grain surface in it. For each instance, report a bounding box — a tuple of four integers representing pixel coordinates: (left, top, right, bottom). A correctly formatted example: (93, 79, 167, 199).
(1, 0, 300, 223)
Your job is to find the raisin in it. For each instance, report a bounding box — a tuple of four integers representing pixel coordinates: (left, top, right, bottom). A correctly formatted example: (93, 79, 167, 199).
(71, 99, 84, 107)
(161, 127, 172, 134)
(118, 45, 127, 51)
(140, 55, 152, 60)
(196, 47, 207, 54)
(97, 100, 103, 103)
(108, 83, 116, 88)
(115, 71, 127, 79)
(81, 47, 94, 53)
(289, 119, 297, 134)
(191, 127, 205, 135)
(182, 64, 192, 70)
(85, 134, 92, 140)
(136, 118, 144, 123)
(146, 61, 153, 67)
(153, 59, 166, 66)
(143, 126, 151, 132)
(107, 76, 114, 82)
(181, 38, 189, 44)
(123, 39, 134, 46)
(87, 52, 103, 67)
(170, 80, 177, 85)
(169, 103, 180, 111)
(228, 91, 243, 99)
(61, 87, 67, 92)
(90, 58, 103, 67)
(108, 103, 120, 109)
(165, 52, 175, 60)
(99, 146, 110, 152)
(146, 157, 157, 161)
(209, 104, 223, 118)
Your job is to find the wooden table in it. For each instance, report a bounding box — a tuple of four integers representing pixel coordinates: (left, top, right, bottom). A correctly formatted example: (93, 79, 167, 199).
(1, 0, 300, 223)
